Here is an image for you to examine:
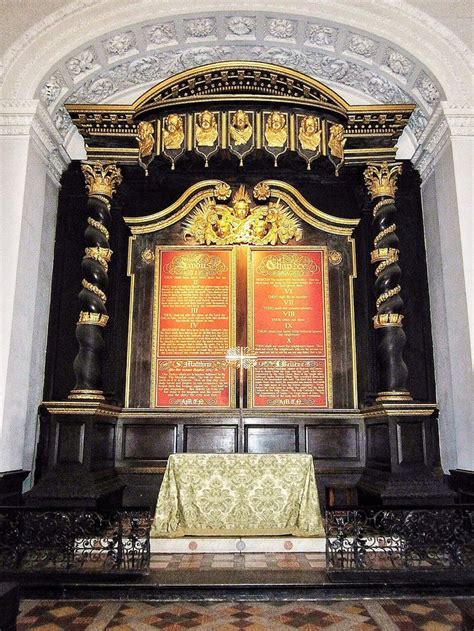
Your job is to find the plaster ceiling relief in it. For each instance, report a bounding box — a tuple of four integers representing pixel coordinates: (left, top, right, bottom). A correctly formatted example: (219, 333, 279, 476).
(266, 18, 298, 42)
(2, 1, 471, 105)
(144, 23, 178, 48)
(305, 23, 338, 50)
(31, 11, 448, 147)
(345, 33, 379, 59)
(226, 17, 257, 40)
(103, 31, 138, 59)
(382, 49, 415, 80)
(184, 17, 218, 41)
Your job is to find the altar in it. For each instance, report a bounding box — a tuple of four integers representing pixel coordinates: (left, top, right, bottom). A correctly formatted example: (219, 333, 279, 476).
(29, 61, 451, 519)
(151, 453, 325, 538)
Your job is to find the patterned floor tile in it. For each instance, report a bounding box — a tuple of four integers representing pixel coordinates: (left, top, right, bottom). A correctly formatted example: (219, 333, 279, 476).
(17, 598, 472, 630)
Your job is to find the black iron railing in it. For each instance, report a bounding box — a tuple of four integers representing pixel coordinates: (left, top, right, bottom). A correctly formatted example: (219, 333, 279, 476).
(0, 507, 152, 574)
(326, 505, 474, 576)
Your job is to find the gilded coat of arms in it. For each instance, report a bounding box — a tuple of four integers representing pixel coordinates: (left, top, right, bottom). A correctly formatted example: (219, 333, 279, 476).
(183, 185, 303, 246)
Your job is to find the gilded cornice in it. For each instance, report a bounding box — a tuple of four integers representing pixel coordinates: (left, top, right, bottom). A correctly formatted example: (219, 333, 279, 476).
(124, 179, 359, 236)
(65, 62, 414, 168)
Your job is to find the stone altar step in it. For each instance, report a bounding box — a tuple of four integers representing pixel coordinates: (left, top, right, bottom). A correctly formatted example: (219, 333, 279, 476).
(151, 537, 325, 554)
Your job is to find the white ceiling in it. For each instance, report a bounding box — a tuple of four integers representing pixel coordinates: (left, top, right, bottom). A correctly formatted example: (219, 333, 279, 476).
(1, 0, 472, 57)
(0, 0, 471, 162)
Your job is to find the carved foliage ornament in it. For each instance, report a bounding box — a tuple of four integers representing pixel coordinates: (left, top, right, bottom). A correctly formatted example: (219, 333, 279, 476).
(227, 17, 255, 36)
(146, 23, 176, 45)
(104, 32, 136, 57)
(364, 161, 402, 200)
(183, 184, 302, 246)
(81, 162, 123, 197)
(67, 47, 96, 77)
(306, 24, 338, 47)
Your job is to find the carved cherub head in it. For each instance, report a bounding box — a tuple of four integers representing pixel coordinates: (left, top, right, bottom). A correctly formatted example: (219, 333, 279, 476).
(232, 110, 250, 131)
(302, 115, 319, 135)
(198, 110, 216, 130)
(232, 185, 252, 220)
(165, 113, 182, 134)
(267, 112, 286, 131)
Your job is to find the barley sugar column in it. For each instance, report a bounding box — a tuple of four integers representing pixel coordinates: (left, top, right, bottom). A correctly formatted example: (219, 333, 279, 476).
(364, 161, 412, 402)
(69, 161, 123, 401)
(358, 161, 452, 504)
(26, 161, 124, 506)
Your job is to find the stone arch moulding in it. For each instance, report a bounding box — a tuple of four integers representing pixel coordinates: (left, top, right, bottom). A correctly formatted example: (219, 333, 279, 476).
(1, 1, 471, 153)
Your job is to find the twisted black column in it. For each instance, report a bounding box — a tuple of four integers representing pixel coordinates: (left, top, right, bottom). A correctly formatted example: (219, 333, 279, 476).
(69, 162, 122, 401)
(364, 161, 412, 402)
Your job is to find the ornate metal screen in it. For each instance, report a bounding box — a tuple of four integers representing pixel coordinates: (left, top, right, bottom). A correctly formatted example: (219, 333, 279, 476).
(0, 507, 152, 574)
(326, 506, 474, 576)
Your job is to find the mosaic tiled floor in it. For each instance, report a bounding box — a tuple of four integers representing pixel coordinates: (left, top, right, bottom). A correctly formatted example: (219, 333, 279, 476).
(150, 552, 325, 571)
(17, 597, 472, 630)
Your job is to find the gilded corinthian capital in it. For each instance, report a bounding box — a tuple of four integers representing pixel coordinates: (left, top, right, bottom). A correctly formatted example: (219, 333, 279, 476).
(363, 161, 402, 200)
(81, 161, 123, 198)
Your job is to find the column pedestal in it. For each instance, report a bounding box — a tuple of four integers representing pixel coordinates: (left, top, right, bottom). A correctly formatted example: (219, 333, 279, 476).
(24, 402, 123, 507)
(358, 403, 455, 505)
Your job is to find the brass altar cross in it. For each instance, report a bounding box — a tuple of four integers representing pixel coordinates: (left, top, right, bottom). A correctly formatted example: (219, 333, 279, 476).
(226, 346, 258, 410)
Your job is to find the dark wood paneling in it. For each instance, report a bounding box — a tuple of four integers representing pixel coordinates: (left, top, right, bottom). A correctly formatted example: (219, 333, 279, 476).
(306, 424, 359, 460)
(122, 424, 176, 460)
(245, 425, 298, 453)
(0, 470, 29, 505)
(397, 421, 425, 465)
(44, 162, 436, 408)
(55, 422, 84, 464)
(118, 472, 163, 507)
(91, 423, 115, 463)
(184, 425, 237, 453)
(367, 423, 390, 465)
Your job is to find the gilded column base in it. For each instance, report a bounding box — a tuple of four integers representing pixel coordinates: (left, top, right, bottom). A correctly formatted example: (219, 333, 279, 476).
(68, 389, 105, 401)
(376, 390, 413, 402)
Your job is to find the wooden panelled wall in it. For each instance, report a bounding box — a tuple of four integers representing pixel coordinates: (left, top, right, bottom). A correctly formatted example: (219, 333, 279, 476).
(38, 157, 436, 507)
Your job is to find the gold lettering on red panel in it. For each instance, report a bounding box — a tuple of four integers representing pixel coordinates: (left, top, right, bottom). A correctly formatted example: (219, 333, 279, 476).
(152, 247, 235, 408)
(248, 247, 331, 408)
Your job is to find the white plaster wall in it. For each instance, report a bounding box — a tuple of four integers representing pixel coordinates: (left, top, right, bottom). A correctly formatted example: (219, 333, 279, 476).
(0, 137, 58, 474)
(450, 135, 474, 369)
(22, 175, 60, 488)
(0, 135, 30, 471)
(421, 143, 474, 471)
